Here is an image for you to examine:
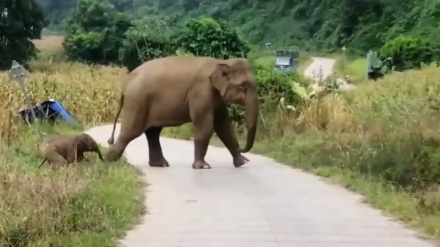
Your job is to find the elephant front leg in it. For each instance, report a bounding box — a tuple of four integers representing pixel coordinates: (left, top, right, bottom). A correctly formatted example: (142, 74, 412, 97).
(145, 127, 169, 167)
(214, 106, 249, 168)
(191, 111, 214, 169)
(76, 152, 85, 162)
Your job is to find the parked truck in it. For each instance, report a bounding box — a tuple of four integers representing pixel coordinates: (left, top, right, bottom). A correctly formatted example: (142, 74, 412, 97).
(274, 47, 300, 74)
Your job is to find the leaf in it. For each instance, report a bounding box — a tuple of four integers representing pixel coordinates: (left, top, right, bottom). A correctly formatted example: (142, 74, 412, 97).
(290, 81, 308, 99)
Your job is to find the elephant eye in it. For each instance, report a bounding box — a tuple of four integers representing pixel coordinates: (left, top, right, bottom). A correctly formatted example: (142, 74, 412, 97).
(239, 81, 249, 90)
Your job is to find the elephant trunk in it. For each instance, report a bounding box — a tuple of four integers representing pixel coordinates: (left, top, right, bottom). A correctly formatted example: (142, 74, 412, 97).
(95, 147, 104, 161)
(239, 89, 259, 153)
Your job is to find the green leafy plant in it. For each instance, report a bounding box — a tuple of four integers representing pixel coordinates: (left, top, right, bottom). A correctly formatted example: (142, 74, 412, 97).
(379, 35, 440, 71)
(63, 0, 134, 64)
(118, 27, 173, 71)
(172, 17, 250, 59)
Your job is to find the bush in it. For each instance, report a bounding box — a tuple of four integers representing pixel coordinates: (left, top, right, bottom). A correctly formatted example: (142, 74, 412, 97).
(101, 13, 135, 62)
(172, 17, 250, 59)
(379, 35, 440, 71)
(63, 32, 105, 63)
(286, 67, 440, 191)
(226, 60, 307, 128)
(119, 27, 173, 71)
(63, 0, 134, 65)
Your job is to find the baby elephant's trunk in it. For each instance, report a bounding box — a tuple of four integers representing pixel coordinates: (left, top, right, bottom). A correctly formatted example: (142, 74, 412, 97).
(78, 133, 105, 162)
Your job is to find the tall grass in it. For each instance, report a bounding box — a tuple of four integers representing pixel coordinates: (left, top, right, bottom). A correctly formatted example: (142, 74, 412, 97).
(0, 37, 143, 247)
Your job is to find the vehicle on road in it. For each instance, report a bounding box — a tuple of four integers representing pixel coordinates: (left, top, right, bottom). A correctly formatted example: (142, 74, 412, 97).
(274, 47, 300, 74)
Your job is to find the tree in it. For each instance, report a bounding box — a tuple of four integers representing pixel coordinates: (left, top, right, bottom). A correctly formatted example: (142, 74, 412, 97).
(63, 0, 134, 64)
(0, 0, 45, 70)
(380, 35, 440, 71)
(26, 0, 440, 52)
(172, 17, 250, 59)
(119, 26, 173, 71)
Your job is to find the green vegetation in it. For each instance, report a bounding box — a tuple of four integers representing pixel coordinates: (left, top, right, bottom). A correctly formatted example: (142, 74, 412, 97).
(334, 54, 367, 82)
(34, 0, 440, 51)
(29, 0, 440, 77)
(0, 124, 144, 247)
(380, 35, 440, 71)
(62, 0, 134, 65)
(60, 0, 252, 71)
(0, 0, 45, 70)
(2, 0, 440, 245)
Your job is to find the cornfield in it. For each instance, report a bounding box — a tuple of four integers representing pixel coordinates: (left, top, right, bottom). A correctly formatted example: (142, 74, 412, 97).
(0, 62, 127, 143)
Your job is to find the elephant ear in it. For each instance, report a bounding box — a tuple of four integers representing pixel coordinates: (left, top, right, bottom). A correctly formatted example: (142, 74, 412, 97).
(210, 63, 231, 97)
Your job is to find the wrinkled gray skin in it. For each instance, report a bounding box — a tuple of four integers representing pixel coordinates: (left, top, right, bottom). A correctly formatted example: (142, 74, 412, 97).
(38, 133, 104, 168)
(106, 55, 259, 169)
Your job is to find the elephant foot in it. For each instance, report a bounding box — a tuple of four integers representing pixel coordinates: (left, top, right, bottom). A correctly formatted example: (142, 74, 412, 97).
(192, 160, 211, 169)
(149, 157, 170, 167)
(233, 154, 249, 168)
(105, 152, 121, 162)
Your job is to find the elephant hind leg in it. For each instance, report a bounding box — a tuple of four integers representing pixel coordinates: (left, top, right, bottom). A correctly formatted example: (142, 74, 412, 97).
(105, 131, 143, 162)
(145, 127, 169, 167)
(45, 149, 70, 166)
(105, 108, 147, 162)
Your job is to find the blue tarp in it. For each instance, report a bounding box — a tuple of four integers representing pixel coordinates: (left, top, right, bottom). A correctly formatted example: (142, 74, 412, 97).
(18, 99, 80, 126)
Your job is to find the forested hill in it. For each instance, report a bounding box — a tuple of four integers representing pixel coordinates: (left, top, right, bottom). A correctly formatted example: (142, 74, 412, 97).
(36, 0, 440, 52)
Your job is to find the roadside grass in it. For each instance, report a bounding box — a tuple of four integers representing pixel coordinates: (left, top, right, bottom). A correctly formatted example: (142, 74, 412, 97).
(0, 37, 144, 246)
(336, 57, 367, 82)
(0, 123, 145, 247)
(332, 53, 367, 83)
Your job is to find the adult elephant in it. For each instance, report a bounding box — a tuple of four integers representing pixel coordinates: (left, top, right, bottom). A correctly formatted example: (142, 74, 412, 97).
(106, 56, 259, 169)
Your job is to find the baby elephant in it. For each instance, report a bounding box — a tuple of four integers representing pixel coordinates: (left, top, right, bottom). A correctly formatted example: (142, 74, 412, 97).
(38, 133, 104, 168)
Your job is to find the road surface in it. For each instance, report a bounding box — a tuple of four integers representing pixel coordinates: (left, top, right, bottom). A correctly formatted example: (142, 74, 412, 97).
(85, 57, 434, 247)
(304, 57, 336, 81)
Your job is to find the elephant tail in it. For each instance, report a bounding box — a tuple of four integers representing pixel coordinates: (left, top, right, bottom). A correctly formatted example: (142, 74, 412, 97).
(108, 94, 124, 145)
(38, 158, 47, 168)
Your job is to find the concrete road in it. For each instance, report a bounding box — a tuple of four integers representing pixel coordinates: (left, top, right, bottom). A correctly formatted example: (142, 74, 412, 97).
(304, 57, 336, 81)
(84, 57, 434, 246)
